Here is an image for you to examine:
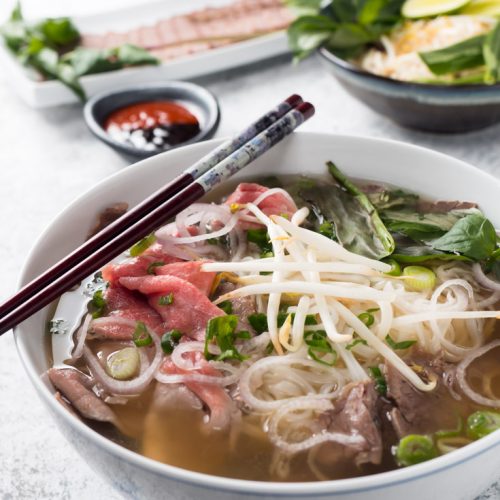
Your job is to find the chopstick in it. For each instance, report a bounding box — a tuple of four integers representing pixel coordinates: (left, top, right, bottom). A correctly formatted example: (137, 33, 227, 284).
(0, 94, 302, 322)
(0, 99, 314, 336)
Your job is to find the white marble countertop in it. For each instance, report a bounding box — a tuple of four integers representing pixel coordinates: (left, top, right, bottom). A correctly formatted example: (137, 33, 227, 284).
(2, 3, 500, 499)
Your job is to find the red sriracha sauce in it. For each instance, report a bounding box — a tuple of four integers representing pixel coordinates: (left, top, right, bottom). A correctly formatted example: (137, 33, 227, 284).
(104, 101, 201, 152)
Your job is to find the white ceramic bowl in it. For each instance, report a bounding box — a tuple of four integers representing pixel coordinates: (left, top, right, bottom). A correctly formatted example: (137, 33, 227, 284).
(15, 132, 500, 499)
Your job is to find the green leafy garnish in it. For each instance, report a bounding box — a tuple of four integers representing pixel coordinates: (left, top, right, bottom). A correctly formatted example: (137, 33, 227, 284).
(204, 315, 248, 362)
(133, 321, 152, 347)
(147, 261, 164, 275)
(358, 307, 379, 327)
(368, 366, 387, 395)
(90, 289, 107, 319)
(246, 228, 272, 253)
(385, 334, 417, 350)
(130, 234, 156, 257)
(158, 293, 174, 306)
(395, 434, 438, 466)
(304, 330, 337, 366)
(218, 300, 233, 314)
(345, 336, 368, 350)
(467, 411, 500, 439)
(431, 214, 497, 261)
(161, 329, 183, 354)
(248, 312, 317, 334)
(0, 4, 159, 99)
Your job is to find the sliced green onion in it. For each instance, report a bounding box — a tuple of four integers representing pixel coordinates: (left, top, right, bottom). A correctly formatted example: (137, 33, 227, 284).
(133, 321, 152, 347)
(147, 261, 164, 274)
(236, 330, 251, 339)
(368, 366, 387, 395)
(318, 220, 335, 240)
(395, 434, 437, 466)
(161, 329, 183, 354)
(466, 411, 500, 440)
(435, 416, 464, 439)
(106, 347, 140, 380)
(248, 312, 317, 335)
(158, 292, 174, 306)
(246, 228, 272, 253)
(90, 289, 107, 319)
(357, 308, 379, 327)
(403, 265, 437, 291)
(385, 334, 417, 350)
(130, 234, 156, 257)
(345, 337, 368, 350)
(218, 300, 233, 314)
(304, 330, 337, 366)
(204, 315, 248, 362)
(383, 258, 402, 276)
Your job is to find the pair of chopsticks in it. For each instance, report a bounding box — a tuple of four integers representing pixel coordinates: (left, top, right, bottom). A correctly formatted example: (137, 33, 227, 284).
(0, 95, 314, 336)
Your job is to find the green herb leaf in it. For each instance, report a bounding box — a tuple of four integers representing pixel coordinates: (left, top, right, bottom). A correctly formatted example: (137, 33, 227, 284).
(204, 315, 248, 362)
(130, 234, 156, 257)
(358, 308, 379, 327)
(345, 336, 368, 350)
(247, 311, 317, 334)
(218, 300, 233, 314)
(431, 214, 497, 261)
(467, 410, 500, 439)
(287, 15, 338, 60)
(90, 289, 107, 319)
(304, 330, 337, 366)
(246, 228, 272, 253)
(133, 321, 153, 347)
(147, 261, 164, 275)
(484, 22, 500, 83)
(161, 329, 183, 354)
(419, 34, 486, 76)
(368, 366, 387, 395)
(385, 334, 417, 350)
(158, 293, 174, 306)
(284, 0, 323, 15)
(115, 43, 159, 66)
(37, 17, 79, 46)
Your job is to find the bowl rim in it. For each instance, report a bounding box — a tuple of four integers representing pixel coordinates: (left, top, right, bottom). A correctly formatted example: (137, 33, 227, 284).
(318, 46, 500, 92)
(83, 80, 221, 158)
(14, 131, 500, 495)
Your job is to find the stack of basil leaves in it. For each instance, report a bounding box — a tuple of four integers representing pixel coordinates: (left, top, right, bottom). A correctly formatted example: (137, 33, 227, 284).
(293, 161, 499, 276)
(286, 0, 500, 85)
(0, 3, 159, 100)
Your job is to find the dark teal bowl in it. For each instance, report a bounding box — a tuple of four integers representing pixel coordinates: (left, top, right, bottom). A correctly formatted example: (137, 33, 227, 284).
(318, 47, 500, 133)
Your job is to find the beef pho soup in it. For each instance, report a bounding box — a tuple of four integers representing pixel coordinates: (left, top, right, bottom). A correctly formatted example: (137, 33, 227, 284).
(47, 162, 500, 481)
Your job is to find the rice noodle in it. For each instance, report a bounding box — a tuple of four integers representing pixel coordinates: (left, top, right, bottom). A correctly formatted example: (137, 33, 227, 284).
(267, 398, 365, 454)
(473, 263, 500, 292)
(456, 340, 500, 407)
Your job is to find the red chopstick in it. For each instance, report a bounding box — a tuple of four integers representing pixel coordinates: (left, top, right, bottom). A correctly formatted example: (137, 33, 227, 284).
(0, 99, 314, 336)
(0, 94, 302, 323)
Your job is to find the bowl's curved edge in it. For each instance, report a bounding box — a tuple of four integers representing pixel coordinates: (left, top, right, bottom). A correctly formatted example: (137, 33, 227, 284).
(13, 131, 500, 496)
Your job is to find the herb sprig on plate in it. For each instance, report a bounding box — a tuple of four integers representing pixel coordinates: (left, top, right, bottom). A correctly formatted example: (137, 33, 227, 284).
(0, 3, 159, 100)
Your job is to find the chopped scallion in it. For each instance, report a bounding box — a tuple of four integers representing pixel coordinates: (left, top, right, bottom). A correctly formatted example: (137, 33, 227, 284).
(385, 334, 417, 350)
(402, 265, 437, 291)
(346, 337, 368, 350)
(158, 292, 174, 306)
(218, 300, 233, 314)
(147, 261, 164, 274)
(395, 434, 437, 467)
(204, 315, 248, 362)
(90, 289, 106, 319)
(383, 258, 402, 276)
(130, 234, 156, 257)
(133, 321, 153, 347)
(368, 366, 387, 395)
(304, 330, 337, 366)
(466, 411, 500, 440)
(161, 329, 183, 354)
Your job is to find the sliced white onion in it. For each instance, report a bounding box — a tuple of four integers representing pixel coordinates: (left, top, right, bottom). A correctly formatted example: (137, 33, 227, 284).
(83, 327, 162, 395)
(155, 370, 241, 387)
(72, 314, 92, 358)
(456, 339, 500, 407)
(473, 263, 500, 292)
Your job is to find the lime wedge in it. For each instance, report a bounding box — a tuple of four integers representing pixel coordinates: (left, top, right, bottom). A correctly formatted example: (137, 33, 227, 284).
(402, 0, 472, 18)
(460, 0, 500, 16)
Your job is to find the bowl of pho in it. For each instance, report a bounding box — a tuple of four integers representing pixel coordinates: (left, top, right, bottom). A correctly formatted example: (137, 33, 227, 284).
(288, 0, 500, 132)
(14, 132, 500, 499)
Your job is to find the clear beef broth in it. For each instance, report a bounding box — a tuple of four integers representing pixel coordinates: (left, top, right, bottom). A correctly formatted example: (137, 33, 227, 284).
(49, 174, 500, 482)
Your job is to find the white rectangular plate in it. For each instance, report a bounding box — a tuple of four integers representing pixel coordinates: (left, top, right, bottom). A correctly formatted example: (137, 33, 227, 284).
(0, 0, 290, 108)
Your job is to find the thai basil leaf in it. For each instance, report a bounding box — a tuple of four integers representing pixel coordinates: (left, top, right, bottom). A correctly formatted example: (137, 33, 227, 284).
(287, 15, 338, 60)
(62, 47, 121, 76)
(284, 0, 323, 16)
(366, 188, 419, 212)
(115, 43, 159, 66)
(323, 161, 394, 258)
(431, 214, 497, 261)
(37, 17, 79, 46)
(484, 22, 500, 84)
(419, 35, 486, 76)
